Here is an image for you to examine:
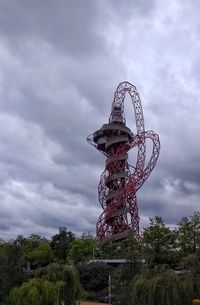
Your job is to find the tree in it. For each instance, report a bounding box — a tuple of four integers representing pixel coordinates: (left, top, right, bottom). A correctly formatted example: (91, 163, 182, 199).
(34, 263, 81, 305)
(128, 274, 153, 305)
(96, 237, 126, 259)
(16, 235, 53, 269)
(0, 241, 24, 303)
(183, 253, 200, 299)
(68, 234, 95, 263)
(142, 216, 178, 266)
(128, 271, 194, 305)
(51, 227, 75, 261)
(178, 212, 200, 257)
(10, 278, 64, 305)
(78, 262, 112, 292)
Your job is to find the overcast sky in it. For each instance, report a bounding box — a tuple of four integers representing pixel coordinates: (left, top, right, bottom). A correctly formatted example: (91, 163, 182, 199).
(0, 0, 199, 239)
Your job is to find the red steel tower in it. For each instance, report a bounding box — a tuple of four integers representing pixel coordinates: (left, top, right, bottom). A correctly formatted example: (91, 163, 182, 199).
(88, 81, 160, 240)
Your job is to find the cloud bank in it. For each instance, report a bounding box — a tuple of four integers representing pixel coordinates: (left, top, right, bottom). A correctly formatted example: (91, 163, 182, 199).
(0, 0, 199, 238)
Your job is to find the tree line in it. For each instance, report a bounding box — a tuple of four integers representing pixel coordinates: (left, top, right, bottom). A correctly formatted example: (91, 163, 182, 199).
(0, 212, 199, 304)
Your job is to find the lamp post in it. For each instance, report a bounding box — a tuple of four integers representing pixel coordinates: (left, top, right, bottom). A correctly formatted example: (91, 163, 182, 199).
(109, 274, 111, 305)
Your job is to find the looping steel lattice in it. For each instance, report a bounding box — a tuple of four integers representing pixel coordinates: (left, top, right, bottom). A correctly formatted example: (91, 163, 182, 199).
(87, 81, 160, 240)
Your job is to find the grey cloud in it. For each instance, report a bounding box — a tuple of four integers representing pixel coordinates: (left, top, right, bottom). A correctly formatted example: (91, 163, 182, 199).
(0, 0, 104, 57)
(0, 178, 99, 239)
(0, 0, 199, 239)
(109, 0, 156, 17)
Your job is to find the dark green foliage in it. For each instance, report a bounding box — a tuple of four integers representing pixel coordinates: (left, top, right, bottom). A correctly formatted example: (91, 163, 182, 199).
(119, 261, 142, 283)
(183, 253, 200, 299)
(10, 263, 81, 305)
(94, 233, 143, 263)
(15, 234, 53, 268)
(128, 271, 194, 305)
(152, 271, 180, 305)
(0, 213, 199, 304)
(128, 275, 153, 305)
(68, 234, 95, 263)
(35, 263, 81, 305)
(51, 228, 75, 261)
(0, 241, 24, 303)
(178, 212, 200, 257)
(179, 275, 194, 305)
(142, 216, 178, 266)
(78, 262, 112, 291)
(122, 233, 144, 280)
(96, 238, 125, 259)
(10, 278, 64, 305)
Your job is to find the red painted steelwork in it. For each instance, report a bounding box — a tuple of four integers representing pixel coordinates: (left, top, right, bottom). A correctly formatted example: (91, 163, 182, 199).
(87, 81, 160, 239)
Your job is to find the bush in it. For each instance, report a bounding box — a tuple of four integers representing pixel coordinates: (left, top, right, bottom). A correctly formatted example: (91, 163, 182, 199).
(78, 262, 112, 291)
(128, 270, 194, 305)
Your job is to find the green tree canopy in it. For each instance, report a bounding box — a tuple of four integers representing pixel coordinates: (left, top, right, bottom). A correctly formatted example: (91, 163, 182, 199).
(183, 252, 200, 299)
(78, 262, 112, 292)
(10, 278, 64, 305)
(34, 263, 81, 305)
(142, 216, 178, 266)
(0, 241, 24, 303)
(68, 234, 95, 263)
(15, 235, 53, 268)
(51, 227, 75, 261)
(178, 212, 200, 257)
(128, 271, 194, 305)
